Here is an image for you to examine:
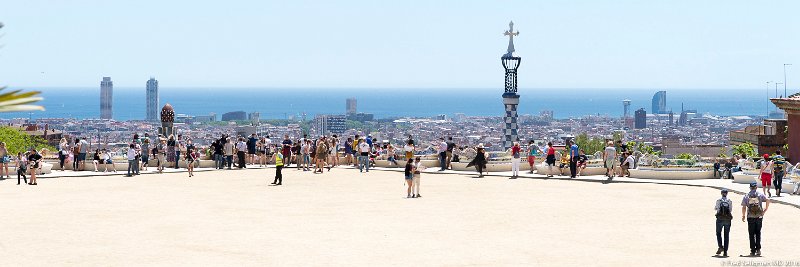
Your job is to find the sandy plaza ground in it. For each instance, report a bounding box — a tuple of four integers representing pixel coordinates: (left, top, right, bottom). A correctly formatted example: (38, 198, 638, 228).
(0, 166, 799, 267)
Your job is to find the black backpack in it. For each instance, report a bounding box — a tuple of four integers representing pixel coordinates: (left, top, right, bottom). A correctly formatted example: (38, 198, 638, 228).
(716, 199, 733, 220)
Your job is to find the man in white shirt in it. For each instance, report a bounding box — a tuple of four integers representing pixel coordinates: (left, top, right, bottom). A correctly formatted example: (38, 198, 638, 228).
(126, 144, 137, 177)
(437, 138, 448, 171)
(236, 137, 248, 169)
(358, 138, 371, 173)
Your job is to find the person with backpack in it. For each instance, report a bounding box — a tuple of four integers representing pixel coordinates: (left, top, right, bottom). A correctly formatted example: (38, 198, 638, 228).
(714, 189, 733, 257)
(772, 151, 786, 197)
(526, 140, 539, 174)
(759, 154, 774, 198)
(741, 182, 770, 257)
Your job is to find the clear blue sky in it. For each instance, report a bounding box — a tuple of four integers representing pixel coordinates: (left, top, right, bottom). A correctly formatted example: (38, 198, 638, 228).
(0, 0, 798, 90)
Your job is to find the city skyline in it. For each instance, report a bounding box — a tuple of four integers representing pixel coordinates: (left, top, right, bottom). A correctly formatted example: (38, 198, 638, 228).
(0, 1, 797, 89)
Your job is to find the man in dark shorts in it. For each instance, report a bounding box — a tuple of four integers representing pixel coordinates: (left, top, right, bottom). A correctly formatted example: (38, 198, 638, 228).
(247, 133, 258, 165)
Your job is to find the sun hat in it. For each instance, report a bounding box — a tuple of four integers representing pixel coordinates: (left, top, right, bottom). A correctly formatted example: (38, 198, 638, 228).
(749, 182, 758, 188)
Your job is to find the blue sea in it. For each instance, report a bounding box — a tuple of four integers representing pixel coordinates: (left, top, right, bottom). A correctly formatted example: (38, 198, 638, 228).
(1, 87, 777, 120)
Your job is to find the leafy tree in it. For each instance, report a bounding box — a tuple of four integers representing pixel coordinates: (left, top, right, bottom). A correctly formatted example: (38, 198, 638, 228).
(0, 126, 55, 155)
(573, 133, 605, 155)
(717, 147, 728, 158)
(731, 142, 757, 158)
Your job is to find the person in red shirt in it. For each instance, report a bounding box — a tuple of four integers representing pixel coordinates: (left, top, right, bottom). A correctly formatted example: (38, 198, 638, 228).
(511, 142, 522, 178)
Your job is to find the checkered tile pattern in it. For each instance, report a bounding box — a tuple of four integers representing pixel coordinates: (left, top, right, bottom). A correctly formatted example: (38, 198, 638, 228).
(504, 103, 518, 150)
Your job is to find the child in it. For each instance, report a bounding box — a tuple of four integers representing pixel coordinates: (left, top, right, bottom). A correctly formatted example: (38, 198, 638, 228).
(16, 152, 28, 185)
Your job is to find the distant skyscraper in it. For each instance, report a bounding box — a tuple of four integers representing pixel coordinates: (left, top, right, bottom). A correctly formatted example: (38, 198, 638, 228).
(314, 114, 346, 136)
(634, 108, 647, 129)
(651, 91, 667, 114)
(100, 77, 113, 119)
(622, 99, 631, 118)
(146, 77, 159, 121)
(222, 111, 247, 121)
(346, 98, 357, 115)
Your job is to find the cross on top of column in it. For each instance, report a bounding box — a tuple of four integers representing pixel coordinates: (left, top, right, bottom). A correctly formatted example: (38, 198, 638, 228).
(504, 21, 519, 54)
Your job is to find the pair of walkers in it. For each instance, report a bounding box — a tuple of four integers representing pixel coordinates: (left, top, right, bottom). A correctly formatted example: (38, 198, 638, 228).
(14, 147, 42, 185)
(404, 157, 423, 198)
(713, 183, 770, 258)
(759, 151, 787, 198)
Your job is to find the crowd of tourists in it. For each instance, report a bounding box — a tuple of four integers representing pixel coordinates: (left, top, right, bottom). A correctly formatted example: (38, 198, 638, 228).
(2, 130, 798, 257)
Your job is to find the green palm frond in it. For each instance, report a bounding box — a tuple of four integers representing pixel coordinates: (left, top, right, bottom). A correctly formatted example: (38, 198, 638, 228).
(0, 87, 44, 112)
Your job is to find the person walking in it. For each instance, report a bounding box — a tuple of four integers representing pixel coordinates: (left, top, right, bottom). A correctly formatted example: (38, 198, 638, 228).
(437, 138, 448, 171)
(742, 182, 770, 256)
(510, 142, 521, 178)
(126, 144, 137, 177)
(15, 152, 28, 185)
(714, 189, 733, 257)
(412, 157, 424, 198)
(527, 140, 539, 174)
(467, 144, 488, 178)
(568, 140, 578, 178)
(404, 158, 414, 198)
(271, 151, 284, 185)
(27, 147, 41, 185)
(186, 141, 196, 177)
(545, 142, 556, 178)
(358, 138, 371, 173)
(759, 154, 774, 197)
(102, 148, 116, 172)
(772, 151, 786, 197)
(57, 138, 69, 171)
(603, 141, 617, 181)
